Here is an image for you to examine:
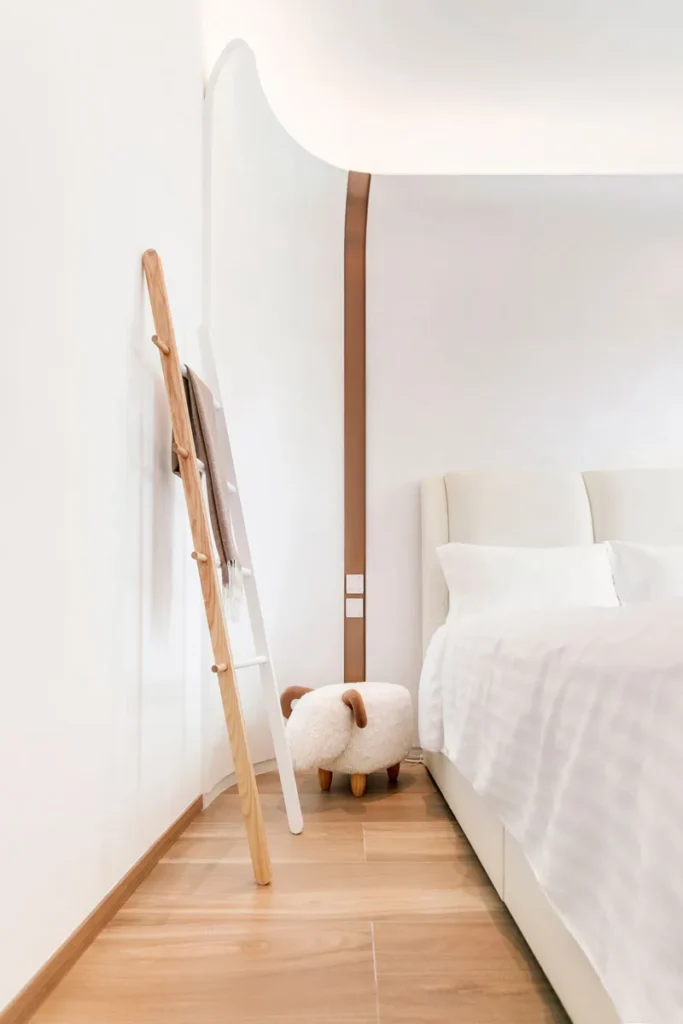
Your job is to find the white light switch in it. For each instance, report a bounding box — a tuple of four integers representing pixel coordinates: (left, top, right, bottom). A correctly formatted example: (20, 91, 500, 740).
(345, 597, 364, 618)
(346, 574, 364, 595)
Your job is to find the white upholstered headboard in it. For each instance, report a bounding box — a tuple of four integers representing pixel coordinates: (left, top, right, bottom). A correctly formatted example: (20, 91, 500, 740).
(421, 469, 683, 654)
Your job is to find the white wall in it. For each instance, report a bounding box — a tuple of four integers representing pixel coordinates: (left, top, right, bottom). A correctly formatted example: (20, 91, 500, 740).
(367, 176, 683, 703)
(206, 43, 346, 778)
(0, 0, 204, 1009)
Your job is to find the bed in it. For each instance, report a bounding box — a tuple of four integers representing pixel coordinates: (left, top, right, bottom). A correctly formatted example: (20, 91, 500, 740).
(419, 469, 683, 1024)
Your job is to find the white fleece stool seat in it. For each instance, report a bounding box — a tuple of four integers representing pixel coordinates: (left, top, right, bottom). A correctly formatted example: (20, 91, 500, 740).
(279, 681, 413, 797)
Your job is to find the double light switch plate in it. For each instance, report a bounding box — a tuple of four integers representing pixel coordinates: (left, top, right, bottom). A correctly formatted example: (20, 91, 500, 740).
(345, 574, 364, 617)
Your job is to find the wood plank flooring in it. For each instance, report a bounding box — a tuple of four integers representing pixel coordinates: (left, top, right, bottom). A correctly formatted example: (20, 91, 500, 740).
(32, 766, 567, 1023)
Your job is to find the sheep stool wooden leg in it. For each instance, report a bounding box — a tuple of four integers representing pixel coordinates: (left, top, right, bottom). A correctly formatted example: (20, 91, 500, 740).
(387, 763, 400, 784)
(350, 774, 367, 797)
(318, 769, 333, 792)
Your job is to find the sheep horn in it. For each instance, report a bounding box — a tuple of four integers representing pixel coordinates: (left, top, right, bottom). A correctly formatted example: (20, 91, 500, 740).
(342, 689, 367, 728)
(280, 685, 313, 719)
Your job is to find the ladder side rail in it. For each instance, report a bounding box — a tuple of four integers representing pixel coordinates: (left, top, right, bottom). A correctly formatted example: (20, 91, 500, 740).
(142, 249, 272, 884)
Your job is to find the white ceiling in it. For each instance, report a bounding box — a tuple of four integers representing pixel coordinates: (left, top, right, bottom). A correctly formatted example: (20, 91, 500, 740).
(202, 0, 683, 173)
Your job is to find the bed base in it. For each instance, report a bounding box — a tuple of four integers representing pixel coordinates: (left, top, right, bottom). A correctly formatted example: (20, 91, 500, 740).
(424, 751, 622, 1024)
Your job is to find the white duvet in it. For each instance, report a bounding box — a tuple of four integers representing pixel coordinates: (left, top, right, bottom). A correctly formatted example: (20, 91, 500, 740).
(418, 601, 683, 1024)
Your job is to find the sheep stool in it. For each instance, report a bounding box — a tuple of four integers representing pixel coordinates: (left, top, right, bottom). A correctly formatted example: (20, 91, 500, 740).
(280, 682, 413, 797)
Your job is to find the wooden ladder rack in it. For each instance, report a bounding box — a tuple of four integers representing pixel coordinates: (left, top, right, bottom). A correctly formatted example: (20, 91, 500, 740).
(142, 248, 271, 886)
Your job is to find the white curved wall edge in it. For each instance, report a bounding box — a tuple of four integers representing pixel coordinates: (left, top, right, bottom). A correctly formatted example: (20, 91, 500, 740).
(202, 39, 256, 379)
(202, 0, 683, 173)
(202, 38, 340, 331)
(202, 37, 344, 323)
(424, 752, 621, 1024)
(203, 759, 277, 809)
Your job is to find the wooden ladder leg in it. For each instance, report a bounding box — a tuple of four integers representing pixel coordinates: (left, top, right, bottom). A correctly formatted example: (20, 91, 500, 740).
(213, 664, 272, 884)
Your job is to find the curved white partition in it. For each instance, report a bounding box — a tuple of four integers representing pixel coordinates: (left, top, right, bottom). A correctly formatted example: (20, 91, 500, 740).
(202, 42, 347, 794)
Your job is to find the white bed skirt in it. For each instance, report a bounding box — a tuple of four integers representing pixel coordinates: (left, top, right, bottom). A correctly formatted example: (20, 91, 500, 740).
(424, 751, 622, 1024)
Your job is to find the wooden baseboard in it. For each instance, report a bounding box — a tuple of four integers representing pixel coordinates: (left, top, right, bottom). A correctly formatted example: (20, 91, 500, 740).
(1, 796, 202, 1024)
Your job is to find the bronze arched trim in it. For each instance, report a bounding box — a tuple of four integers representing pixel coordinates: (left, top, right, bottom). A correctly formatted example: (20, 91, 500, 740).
(344, 172, 371, 683)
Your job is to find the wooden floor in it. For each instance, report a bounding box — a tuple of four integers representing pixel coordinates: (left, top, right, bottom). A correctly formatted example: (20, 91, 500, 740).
(34, 766, 567, 1023)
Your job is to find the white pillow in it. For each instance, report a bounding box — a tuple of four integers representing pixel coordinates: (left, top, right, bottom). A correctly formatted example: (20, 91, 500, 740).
(436, 542, 619, 619)
(608, 541, 683, 603)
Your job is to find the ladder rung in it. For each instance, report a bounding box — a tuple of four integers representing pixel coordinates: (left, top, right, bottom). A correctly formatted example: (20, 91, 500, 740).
(174, 442, 205, 475)
(233, 655, 268, 670)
